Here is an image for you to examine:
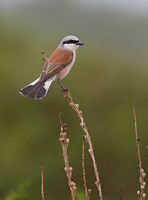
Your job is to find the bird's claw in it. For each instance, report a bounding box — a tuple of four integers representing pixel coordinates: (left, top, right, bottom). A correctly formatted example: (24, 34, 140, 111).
(61, 88, 69, 93)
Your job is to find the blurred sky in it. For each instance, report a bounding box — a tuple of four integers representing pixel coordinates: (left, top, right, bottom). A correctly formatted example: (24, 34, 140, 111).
(1, 0, 148, 14)
(78, 0, 148, 13)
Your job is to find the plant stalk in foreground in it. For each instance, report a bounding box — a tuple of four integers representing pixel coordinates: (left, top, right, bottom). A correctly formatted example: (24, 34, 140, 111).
(58, 83, 103, 200)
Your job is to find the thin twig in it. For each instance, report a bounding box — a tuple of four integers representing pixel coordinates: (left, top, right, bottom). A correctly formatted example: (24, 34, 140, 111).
(133, 106, 146, 200)
(42, 52, 48, 62)
(82, 136, 91, 200)
(41, 166, 45, 200)
(119, 185, 124, 200)
(58, 84, 103, 200)
(59, 113, 76, 200)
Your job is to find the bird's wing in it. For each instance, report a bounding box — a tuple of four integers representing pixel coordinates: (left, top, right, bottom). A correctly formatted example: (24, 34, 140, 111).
(40, 48, 73, 82)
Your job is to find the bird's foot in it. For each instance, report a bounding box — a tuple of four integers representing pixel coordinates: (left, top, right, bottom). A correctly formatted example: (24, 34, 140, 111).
(61, 87, 69, 93)
(57, 79, 69, 93)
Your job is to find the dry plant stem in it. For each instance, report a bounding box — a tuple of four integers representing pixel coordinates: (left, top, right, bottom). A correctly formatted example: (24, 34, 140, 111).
(59, 113, 76, 200)
(119, 185, 124, 200)
(82, 136, 90, 200)
(41, 166, 45, 200)
(42, 52, 48, 62)
(133, 106, 146, 200)
(58, 84, 103, 200)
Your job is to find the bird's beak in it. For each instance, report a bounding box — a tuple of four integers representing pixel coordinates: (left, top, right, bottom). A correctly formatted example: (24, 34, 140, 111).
(76, 41, 84, 45)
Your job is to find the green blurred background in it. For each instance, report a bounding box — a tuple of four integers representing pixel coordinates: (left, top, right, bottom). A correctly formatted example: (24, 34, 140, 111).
(1, 0, 148, 199)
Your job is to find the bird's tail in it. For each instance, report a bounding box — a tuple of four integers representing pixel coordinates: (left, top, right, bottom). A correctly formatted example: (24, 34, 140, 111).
(19, 78, 53, 99)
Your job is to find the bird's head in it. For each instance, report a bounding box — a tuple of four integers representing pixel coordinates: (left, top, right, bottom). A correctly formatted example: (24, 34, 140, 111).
(59, 35, 84, 52)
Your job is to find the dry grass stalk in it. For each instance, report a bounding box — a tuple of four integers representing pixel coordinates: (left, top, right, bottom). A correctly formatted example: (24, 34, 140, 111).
(59, 113, 76, 200)
(41, 166, 45, 200)
(58, 83, 103, 200)
(119, 185, 124, 200)
(133, 106, 146, 200)
(82, 136, 91, 200)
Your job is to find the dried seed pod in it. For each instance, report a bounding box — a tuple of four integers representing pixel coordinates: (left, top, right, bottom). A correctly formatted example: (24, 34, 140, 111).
(64, 123, 67, 127)
(59, 138, 64, 142)
(73, 186, 77, 191)
(88, 189, 92, 193)
(88, 148, 92, 154)
(140, 185, 144, 190)
(143, 193, 146, 198)
(142, 173, 146, 178)
(140, 169, 144, 174)
(75, 104, 79, 109)
(71, 181, 76, 187)
(143, 182, 146, 187)
(64, 167, 68, 172)
(64, 127, 68, 132)
(69, 167, 73, 172)
(62, 132, 66, 137)
(70, 102, 73, 107)
(137, 190, 140, 196)
(139, 177, 142, 184)
(66, 138, 70, 144)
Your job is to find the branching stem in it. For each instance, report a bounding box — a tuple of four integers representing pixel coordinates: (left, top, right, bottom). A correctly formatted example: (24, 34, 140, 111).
(58, 83, 103, 200)
(133, 106, 146, 200)
(59, 113, 76, 200)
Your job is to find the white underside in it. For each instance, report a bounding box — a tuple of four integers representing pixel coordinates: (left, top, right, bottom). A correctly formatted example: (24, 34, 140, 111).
(43, 78, 53, 91)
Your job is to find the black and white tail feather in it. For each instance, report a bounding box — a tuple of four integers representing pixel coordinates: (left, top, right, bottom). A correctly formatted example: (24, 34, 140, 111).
(19, 78, 53, 99)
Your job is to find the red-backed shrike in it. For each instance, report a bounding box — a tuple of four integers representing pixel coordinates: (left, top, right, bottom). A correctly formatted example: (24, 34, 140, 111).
(20, 35, 84, 99)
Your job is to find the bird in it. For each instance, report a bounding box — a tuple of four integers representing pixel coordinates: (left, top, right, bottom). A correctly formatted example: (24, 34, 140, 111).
(19, 35, 84, 99)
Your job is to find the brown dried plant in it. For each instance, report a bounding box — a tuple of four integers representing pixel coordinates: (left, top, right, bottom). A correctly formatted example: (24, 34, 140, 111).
(119, 185, 125, 200)
(82, 136, 91, 200)
(59, 113, 77, 200)
(38, 55, 147, 200)
(41, 166, 45, 200)
(58, 82, 103, 200)
(133, 106, 146, 200)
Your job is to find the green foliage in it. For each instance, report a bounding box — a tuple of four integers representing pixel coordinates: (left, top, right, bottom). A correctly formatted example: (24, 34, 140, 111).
(3, 180, 31, 200)
(75, 189, 85, 200)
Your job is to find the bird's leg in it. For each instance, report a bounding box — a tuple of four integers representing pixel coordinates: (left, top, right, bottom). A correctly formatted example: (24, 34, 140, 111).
(42, 52, 48, 62)
(57, 79, 69, 93)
